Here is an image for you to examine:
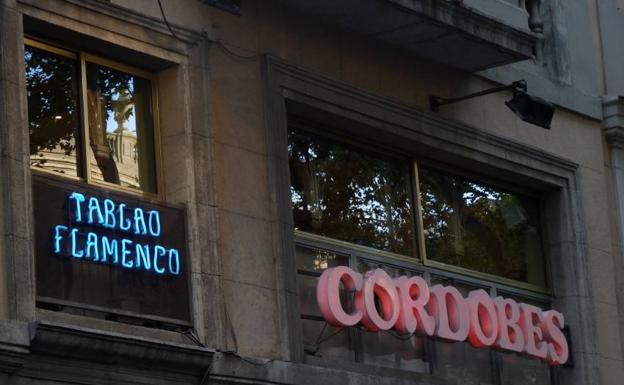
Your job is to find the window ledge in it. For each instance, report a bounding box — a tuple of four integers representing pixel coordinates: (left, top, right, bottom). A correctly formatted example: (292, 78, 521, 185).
(25, 319, 214, 376)
(210, 352, 443, 385)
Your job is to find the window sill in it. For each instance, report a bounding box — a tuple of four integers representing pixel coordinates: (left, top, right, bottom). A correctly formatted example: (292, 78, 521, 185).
(35, 309, 206, 355)
(295, 230, 551, 298)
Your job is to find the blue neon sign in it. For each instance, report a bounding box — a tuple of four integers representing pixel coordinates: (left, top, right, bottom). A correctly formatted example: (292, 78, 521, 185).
(52, 192, 180, 276)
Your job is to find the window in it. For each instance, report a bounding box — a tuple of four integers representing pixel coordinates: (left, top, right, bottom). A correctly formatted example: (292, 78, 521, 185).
(289, 129, 415, 256)
(25, 38, 190, 328)
(419, 166, 546, 287)
(25, 38, 160, 195)
(289, 126, 547, 288)
(288, 126, 554, 382)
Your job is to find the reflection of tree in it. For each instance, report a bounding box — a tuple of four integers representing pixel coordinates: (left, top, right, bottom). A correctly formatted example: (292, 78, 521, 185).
(420, 168, 543, 284)
(93, 66, 135, 126)
(25, 48, 79, 166)
(288, 130, 414, 256)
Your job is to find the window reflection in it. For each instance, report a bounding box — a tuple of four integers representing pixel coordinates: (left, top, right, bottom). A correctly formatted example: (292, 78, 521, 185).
(25, 47, 81, 176)
(419, 167, 546, 286)
(289, 129, 415, 256)
(86, 63, 156, 193)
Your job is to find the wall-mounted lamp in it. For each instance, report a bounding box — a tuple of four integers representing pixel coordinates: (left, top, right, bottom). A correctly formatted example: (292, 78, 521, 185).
(429, 80, 555, 129)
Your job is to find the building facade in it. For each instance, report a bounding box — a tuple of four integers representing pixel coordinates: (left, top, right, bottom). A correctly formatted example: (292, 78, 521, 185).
(1, 0, 624, 384)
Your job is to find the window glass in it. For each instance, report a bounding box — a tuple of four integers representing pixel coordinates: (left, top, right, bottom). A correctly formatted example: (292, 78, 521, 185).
(361, 330, 428, 372)
(25, 47, 81, 177)
(297, 245, 353, 362)
(302, 319, 355, 361)
(429, 277, 494, 384)
(432, 341, 493, 385)
(86, 62, 157, 193)
(495, 291, 553, 384)
(289, 129, 415, 256)
(419, 167, 546, 286)
(497, 350, 552, 385)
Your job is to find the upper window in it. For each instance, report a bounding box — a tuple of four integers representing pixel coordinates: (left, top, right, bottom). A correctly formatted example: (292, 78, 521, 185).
(25, 39, 159, 195)
(288, 126, 547, 288)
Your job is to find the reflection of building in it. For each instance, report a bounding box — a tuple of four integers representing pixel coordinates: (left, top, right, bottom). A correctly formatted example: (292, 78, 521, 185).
(31, 129, 140, 190)
(4, 1, 624, 385)
(107, 127, 139, 188)
(30, 143, 78, 176)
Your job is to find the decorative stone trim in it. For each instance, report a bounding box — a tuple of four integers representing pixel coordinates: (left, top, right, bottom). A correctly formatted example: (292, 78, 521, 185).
(29, 321, 214, 375)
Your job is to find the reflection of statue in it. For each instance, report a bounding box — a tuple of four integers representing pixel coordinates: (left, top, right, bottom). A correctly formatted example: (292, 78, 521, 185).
(110, 88, 134, 163)
(113, 88, 133, 132)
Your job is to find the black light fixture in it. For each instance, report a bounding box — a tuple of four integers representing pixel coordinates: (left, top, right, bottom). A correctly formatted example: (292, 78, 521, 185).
(430, 80, 555, 129)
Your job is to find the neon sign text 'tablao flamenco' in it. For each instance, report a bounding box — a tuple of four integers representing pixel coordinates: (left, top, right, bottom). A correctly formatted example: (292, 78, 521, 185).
(317, 267, 569, 366)
(50, 191, 181, 276)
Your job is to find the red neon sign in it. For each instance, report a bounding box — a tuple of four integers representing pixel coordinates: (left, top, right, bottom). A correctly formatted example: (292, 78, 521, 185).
(316, 267, 569, 366)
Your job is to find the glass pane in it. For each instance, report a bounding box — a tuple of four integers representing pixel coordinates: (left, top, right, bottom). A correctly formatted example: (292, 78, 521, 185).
(25, 46, 81, 177)
(288, 129, 415, 256)
(86, 62, 157, 193)
(433, 340, 494, 385)
(302, 319, 354, 362)
(298, 274, 322, 316)
(498, 352, 552, 385)
(296, 245, 351, 317)
(362, 331, 428, 373)
(419, 167, 546, 286)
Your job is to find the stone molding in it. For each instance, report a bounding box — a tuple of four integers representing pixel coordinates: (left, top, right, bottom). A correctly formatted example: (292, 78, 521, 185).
(19, 0, 205, 44)
(0, 319, 214, 381)
(29, 321, 215, 374)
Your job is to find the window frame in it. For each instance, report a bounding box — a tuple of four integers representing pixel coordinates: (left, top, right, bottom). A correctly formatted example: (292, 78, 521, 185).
(265, 56, 591, 385)
(25, 37, 165, 200)
(288, 122, 552, 294)
(288, 126, 556, 382)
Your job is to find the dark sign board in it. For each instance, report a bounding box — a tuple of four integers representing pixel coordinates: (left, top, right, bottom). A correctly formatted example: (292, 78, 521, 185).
(33, 175, 191, 324)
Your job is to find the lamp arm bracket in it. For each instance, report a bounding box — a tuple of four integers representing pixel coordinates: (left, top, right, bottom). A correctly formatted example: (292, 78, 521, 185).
(430, 80, 526, 111)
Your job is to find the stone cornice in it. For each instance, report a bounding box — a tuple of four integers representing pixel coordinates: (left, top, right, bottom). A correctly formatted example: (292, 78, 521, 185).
(0, 320, 215, 376)
(30, 321, 215, 374)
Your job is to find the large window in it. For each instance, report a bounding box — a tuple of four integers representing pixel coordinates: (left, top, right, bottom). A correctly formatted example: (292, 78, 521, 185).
(289, 127, 546, 288)
(25, 39, 160, 195)
(289, 126, 553, 383)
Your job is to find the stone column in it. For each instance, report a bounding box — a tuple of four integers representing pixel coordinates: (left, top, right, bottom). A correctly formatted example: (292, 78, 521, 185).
(0, 0, 36, 322)
(604, 95, 624, 370)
